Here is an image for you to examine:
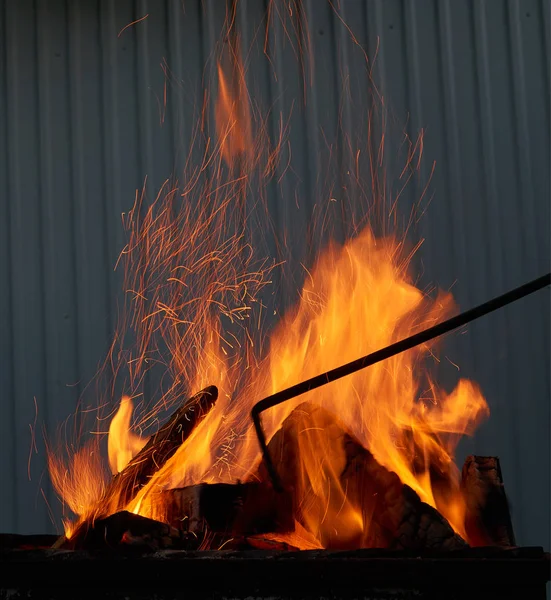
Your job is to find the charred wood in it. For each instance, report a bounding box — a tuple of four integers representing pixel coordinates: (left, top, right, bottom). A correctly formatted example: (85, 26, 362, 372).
(258, 402, 467, 551)
(461, 455, 515, 547)
(0, 534, 59, 550)
(101, 385, 218, 514)
(55, 386, 218, 549)
(342, 435, 467, 551)
(402, 423, 463, 525)
(60, 511, 185, 551)
(55, 510, 299, 552)
(155, 482, 293, 536)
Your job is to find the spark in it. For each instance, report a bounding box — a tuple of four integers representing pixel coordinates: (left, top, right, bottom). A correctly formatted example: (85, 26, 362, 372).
(27, 397, 39, 480)
(117, 14, 149, 38)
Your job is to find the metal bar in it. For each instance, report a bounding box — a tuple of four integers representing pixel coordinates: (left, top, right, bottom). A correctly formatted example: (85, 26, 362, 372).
(251, 273, 551, 492)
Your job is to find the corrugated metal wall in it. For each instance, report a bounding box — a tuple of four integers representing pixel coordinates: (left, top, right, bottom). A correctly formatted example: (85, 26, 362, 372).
(0, 0, 549, 550)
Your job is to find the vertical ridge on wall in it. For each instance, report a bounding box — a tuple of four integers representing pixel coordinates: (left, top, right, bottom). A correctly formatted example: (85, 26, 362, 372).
(36, 0, 81, 517)
(3, 0, 49, 534)
(471, 0, 514, 472)
(0, 0, 15, 533)
(0, 0, 548, 550)
(504, 0, 550, 547)
(67, 0, 111, 428)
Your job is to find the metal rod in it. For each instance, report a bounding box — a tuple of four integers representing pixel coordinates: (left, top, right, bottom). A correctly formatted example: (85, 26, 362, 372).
(251, 272, 551, 492)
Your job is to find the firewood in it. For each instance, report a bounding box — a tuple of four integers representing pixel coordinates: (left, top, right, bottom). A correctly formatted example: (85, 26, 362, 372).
(61, 511, 184, 551)
(153, 482, 293, 536)
(402, 424, 462, 522)
(56, 386, 218, 549)
(461, 455, 515, 546)
(342, 434, 467, 551)
(258, 402, 467, 551)
(99, 385, 218, 515)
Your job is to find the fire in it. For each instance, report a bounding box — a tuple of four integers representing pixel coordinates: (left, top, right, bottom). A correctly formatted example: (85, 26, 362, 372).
(215, 57, 252, 168)
(107, 397, 148, 475)
(47, 440, 106, 538)
(47, 8, 490, 548)
(256, 231, 489, 543)
(51, 226, 489, 545)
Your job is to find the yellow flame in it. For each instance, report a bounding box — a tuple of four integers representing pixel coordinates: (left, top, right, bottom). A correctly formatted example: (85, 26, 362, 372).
(107, 396, 148, 475)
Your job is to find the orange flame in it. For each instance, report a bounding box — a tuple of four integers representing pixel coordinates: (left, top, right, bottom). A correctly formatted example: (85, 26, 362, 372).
(256, 231, 489, 543)
(107, 397, 148, 475)
(54, 228, 488, 546)
(47, 439, 106, 538)
(215, 38, 252, 169)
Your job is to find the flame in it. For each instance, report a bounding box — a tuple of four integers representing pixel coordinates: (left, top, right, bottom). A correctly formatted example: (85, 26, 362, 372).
(254, 231, 489, 543)
(107, 396, 148, 475)
(47, 439, 106, 538)
(215, 37, 252, 169)
(50, 227, 488, 545)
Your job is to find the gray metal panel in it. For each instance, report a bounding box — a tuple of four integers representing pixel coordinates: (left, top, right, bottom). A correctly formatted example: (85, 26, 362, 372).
(0, 0, 549, 553)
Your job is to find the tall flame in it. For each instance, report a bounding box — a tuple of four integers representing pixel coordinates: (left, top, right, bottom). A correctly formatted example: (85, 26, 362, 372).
(215, 36, 252, 169)
(256, 231, 488, 543)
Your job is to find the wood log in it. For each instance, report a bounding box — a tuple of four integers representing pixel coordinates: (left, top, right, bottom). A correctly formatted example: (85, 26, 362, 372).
(61, 511, 185, 551)
(461, 455, 515, 547)
(59, 508, 299, 552)
(257, 402, 467, 551)
(342, 433, 467, 551)
(152, 482, 294, 536)
(0, 533, 59, 550)
(402, 423, 462, 523)
(100, 385, 218, 515)
(57, 386, 218, 549)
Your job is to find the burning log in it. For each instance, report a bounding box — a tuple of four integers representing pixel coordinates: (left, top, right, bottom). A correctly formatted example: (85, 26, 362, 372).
(155, 482, 294, 536)
(57, 386, 218, 549)
(62, 511, 184, 551)
(402, 423, 462, 522)
(61, 507, 299, 552)
(257, 402, 467, 551)
(461, 455, 516, 547)
(99, 385, 218, 514)
(342, 434, 467, 551)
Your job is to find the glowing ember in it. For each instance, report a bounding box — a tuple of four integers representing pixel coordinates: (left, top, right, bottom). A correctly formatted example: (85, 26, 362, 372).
(47, 8, 490, 549)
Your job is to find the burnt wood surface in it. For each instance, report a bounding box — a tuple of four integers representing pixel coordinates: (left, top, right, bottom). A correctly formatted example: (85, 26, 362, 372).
(0, 533, 59, 550)
(24, 514, 297, 553)
(156, 482, 294, 535)
(461, 455, 516, 547)
(342, 434, 467, 551)
(56, 511, 185, 551)
(258, 402, 466, 551)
